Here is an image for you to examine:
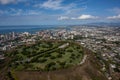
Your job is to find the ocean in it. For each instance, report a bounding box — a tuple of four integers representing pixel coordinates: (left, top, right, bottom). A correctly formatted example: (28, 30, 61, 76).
(0, 25, 60, 34)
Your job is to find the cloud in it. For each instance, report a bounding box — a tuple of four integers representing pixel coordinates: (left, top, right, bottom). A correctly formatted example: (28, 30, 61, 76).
(108, 7, 120, 14)
(77, 14, 98, 20)
(0, 8, 42, 16)
(107, 14, 120, 19)
(33, 0, 88, 16)
(0, 0, 15, 4)
(58, 14, 98, 20)
(41, 0, 63, 10)
(65, 6, 87, 15)
(11, 9, 42, 16)
(0, 0, 28, 5)
(58, 16, 69, 20)
(0, 10, 4, 15)
(34, 0, 75, 11)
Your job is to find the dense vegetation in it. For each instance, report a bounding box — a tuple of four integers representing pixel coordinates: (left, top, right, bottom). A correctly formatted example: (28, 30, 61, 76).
(8, 41, 84, 71)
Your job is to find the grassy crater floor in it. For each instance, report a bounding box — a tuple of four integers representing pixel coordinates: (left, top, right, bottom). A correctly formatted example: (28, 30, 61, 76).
(8, 41, 84, 71)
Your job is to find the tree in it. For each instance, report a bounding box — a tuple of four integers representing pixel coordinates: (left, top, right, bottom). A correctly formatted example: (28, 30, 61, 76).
(13, 50, 19, 55)
(69, 60, 72, 63)
(14, 53, 26, 61)
(50, 56, 56, 59)
(79, 50, 83, 53)
(59, 61, 66, 68)
(31, 57, 38, 62)
(70, 54, 75, 60)
(57, 54, 62, 58)
(44, 53, 50, 57)
(39, 58, 47, 63)
(67, 49, 73, 52)
(45, 62, 56, 71)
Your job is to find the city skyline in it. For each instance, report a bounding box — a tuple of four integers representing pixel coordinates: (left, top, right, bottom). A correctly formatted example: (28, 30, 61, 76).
(0, 0, 120, 25)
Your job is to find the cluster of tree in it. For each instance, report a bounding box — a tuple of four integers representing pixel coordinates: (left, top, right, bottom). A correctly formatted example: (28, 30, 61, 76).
(44, 62, 56, 71)
(39, 58, 47, 63)
(66, 49, 73, 52)
(70, 53, 76, 60)
(43, 53, 51, 58)
(44, 60, 70, 71)
(56, 49, 65, 54)
(12, 53, 26, 62)
(56, 54, 62, 58)
(50, 56, 56, 59)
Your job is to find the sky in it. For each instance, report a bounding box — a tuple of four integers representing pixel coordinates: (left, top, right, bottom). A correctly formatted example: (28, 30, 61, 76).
(0, 0, 120, 25)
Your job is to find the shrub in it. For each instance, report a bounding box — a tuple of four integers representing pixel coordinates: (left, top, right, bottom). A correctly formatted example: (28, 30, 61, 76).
(39, 58, 47, 63)
(57, 54, 62, 58)
(44, 53, 50, 57)
(50, 56, 56, 59)
(67, 49, 73, 52)
(45, 62, 56, 71)
(59, 61, 66, 68)
(69, 60, 72, 63)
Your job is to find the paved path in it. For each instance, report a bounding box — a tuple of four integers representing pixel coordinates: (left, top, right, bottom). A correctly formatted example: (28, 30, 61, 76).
(58, 43, 69, 48)
(79, 55, 87, 65)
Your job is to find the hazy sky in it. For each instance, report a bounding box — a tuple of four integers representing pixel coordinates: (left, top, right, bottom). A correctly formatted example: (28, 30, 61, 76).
(0, 0, 120, 25)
